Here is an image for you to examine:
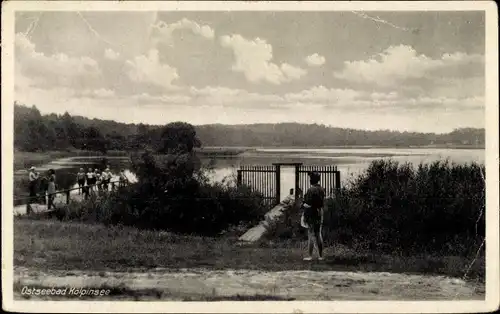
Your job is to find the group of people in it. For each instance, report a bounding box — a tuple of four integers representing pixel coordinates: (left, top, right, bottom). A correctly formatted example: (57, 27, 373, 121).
(26, 165, 129, 211)
(76, 167, 129, 196)
(27, 166, 57, 210)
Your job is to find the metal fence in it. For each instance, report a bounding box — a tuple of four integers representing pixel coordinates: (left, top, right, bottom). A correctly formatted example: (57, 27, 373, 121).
(297, 165, 341, 198)
(237, 163, 341, 208)
(237, 165, 280, 207)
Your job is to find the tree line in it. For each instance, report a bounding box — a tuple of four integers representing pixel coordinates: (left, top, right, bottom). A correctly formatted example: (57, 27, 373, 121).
(14, 103, 485, 153)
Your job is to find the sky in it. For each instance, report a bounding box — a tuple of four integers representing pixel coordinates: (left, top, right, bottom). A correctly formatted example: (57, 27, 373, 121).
(13, 10, 486, 133)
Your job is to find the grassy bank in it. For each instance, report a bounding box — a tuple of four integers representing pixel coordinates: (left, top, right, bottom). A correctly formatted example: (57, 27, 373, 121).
(14, 218, 484, 280)
(195, 147, 251, 158)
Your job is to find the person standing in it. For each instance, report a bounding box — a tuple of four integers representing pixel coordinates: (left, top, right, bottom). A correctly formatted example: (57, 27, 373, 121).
(95, 169, 102, 192)
(76, 168, 86, 195)
(104, 167, 113, 191)
(119, 169, 128, 188)
(27, 166, 39, 213)
(301, 171, 326, 261)
(47, 169, 57, 210)
(86, 168, 95, 194)
(100, 168, 107, 192)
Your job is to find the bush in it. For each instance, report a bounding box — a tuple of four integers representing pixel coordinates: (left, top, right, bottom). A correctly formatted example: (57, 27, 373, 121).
(322, 159, 485, 256)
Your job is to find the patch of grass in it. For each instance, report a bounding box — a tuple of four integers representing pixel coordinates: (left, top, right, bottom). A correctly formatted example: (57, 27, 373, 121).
(14, 219, 485, 281)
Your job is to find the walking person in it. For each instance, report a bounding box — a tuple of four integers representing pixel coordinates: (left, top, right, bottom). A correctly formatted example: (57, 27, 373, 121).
(27, 166, 40, 213)
(301, 171, 326, 261)
(76, 168, 86, 195)
(46, 169, 57, 210)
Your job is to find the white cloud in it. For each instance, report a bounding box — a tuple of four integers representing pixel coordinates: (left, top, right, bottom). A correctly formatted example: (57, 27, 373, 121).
(305, 53, 326, 67)
(189, 86, 282, 106)
(334, 45, 484, 86)
(284, 86, 362, 103)
(178, 85, 484, 112)
(132, 92, 191, 105)
(152, 18, 215, 45)
(15, 33, 101, 88)
(430, 76, 484, 99)
(104, 48, 120, 60)
(370, 91, 399, 100)
(220, 34, 307, 84)
(81, 88, 116, 99)
(281, 63, 307, 80)
(125, 49, 179, 89)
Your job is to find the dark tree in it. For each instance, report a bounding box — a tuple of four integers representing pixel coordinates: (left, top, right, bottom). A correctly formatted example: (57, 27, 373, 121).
(82, 126, 108, 154)
(158, 122, 201, 154)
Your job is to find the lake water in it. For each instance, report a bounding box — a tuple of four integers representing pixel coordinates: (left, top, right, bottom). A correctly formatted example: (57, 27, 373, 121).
(13, 148, 485, 204)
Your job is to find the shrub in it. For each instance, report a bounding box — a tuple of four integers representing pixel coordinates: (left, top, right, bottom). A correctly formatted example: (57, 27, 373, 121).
(322, 159, 485, 256)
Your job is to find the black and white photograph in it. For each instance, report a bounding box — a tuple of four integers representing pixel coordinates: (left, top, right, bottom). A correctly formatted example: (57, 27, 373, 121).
(2, 1, 499, 313)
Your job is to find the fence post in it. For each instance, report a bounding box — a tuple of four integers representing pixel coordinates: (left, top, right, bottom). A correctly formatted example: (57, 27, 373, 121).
(237, 170, 242, 187)
(275, 164, 281, 205)
(294, 164, 300, 202)
(335, 168, 341, 192)
(66, 190, 70, 204)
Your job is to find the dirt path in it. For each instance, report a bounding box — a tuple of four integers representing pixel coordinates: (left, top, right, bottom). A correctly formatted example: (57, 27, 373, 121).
(14, 266, 484, 301)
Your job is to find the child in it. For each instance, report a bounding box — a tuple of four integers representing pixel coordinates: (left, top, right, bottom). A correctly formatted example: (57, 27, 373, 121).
(119, 169, 128, 188)
(301, 171, 325, 261)
(86, 168, 95, 194)
(47, 169, 57, 210)
(95, 169, 102, 192)
(76, 168, 86, 195)
(101, 167, 111, 191)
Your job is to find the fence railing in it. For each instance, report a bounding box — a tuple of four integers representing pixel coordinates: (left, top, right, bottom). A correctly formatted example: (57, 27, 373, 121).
(297, 165, 341, 198)
(237, 165, 280, 207)
(237, 163, 341, 208)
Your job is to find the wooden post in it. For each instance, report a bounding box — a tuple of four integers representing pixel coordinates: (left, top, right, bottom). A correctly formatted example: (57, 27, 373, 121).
(237, 170, 242, 187)
(275, 164, 281, 205)
(335, 168, 341, 192)
(294, 164, 300, 202)
(66, 190, 70, 204)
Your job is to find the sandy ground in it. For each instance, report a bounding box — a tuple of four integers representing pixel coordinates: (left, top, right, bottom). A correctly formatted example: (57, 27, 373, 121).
(14, 266, 484, 301)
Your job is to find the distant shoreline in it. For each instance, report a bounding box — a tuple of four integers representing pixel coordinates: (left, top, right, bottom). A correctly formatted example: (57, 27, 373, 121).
(14, 144, 485, 170)
(197, 145, 485, 151)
